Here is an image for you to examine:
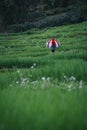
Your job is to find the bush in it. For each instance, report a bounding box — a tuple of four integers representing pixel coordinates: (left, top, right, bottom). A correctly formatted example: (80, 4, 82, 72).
(78, 5, 87, 21)
(7, 22, 35, 33)
(28, 11, 45, 21)
(7, 24, 27, 33)
(6, 5, 87, 33)
(32, 6, 87, 29)
(33, 13, 76, 28)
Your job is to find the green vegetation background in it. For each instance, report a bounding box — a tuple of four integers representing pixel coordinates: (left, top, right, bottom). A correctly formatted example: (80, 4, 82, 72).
(0, 0, 87, 32)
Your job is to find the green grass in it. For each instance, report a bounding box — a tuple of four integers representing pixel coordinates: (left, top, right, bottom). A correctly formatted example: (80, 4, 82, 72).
(0, 86, 87, 130)
(0, 21, 87, 130)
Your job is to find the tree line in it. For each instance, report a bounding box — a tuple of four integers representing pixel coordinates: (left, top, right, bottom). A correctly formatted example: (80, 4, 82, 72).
(0, 0, 87, 32)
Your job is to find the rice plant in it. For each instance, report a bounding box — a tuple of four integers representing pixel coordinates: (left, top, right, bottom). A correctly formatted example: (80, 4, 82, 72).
(0, 21, 87, 130)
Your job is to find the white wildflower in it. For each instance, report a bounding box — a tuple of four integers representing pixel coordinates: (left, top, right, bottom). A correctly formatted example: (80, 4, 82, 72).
(31, 66, 34, 69)
(21, 78, 27, 84)
(64, 75, 67, 79)
(32, 80, 38, 84)
(26, 80, 29, 83)
(69, 76, 76, 81)
(16, 81, 19, 84)
(9, 84, 12, 87)
(33, 63, 36, 66)
(79, 80, 83, 88)
(47, 77, 51, 81)
(64, 75, 68, 82)
(67, 84, 72, 91)
(17, 70, 20, 73)
(42, 77, 46, 81)
(68, 84, 72, 89)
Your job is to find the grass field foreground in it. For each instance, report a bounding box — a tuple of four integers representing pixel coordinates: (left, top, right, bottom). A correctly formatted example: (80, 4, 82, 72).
(0, 21, 87, 130)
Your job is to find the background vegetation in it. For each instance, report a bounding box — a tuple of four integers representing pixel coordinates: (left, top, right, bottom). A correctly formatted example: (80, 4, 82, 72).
(0, 0, 87, 32)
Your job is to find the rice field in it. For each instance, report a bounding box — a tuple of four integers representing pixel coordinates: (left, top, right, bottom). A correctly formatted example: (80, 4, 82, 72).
(0, 21, 87, 130)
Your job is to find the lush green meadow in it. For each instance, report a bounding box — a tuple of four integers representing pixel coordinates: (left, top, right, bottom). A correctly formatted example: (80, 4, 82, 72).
(0, 21, 87, 130)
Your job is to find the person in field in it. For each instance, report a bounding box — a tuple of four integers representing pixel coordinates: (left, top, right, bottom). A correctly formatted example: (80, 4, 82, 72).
(46, 38, 60, 52)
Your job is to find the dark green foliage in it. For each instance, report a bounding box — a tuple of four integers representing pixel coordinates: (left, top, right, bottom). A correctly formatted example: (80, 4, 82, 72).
(7, 23, 31, 33)
(0, 0, 87, 32)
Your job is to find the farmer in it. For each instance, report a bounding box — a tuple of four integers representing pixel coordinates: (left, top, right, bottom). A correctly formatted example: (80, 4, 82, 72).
(46, 38, 60, 52)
